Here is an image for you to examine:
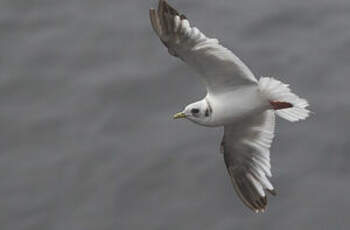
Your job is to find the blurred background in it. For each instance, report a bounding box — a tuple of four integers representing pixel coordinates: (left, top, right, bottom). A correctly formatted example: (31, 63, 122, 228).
(1, 0, 350, 229)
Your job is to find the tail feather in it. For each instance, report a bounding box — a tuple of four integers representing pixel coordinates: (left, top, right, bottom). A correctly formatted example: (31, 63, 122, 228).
(258, 77, 310, 122)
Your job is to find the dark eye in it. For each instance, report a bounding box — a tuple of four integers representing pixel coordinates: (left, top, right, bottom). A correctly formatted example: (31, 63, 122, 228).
(191, 108, 200, 114)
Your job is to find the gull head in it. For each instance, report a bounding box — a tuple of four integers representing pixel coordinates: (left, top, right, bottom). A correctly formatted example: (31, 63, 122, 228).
(173, 100, 211, 125)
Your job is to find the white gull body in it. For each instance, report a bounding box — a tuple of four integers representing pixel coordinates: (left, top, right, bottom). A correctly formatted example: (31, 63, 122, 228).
(207, 85, 270, 127)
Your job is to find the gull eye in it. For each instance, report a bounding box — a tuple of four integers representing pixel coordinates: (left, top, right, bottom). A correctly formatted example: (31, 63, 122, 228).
(191, 108, 200, 114)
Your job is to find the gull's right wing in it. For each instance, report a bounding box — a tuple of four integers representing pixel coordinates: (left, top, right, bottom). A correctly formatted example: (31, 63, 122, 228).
(222, 111, 276, 212)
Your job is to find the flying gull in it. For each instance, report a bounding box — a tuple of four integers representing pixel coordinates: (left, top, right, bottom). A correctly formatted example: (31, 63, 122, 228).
(149, 0, 310, 213)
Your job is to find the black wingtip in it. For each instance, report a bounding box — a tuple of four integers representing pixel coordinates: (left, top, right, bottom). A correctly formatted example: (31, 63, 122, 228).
(267, 189, 277, 196)
(158, 0, 187, 19)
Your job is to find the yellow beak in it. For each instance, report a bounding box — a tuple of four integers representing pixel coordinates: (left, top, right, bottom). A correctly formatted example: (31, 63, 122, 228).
(173, 112, 186, 119)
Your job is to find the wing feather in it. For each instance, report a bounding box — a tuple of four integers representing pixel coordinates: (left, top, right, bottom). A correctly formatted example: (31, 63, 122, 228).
(150, 0, 257, 94)
(222, 111, 276, 212)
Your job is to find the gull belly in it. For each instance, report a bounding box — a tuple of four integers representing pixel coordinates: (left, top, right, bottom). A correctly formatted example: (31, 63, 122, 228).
(207, 85, 270, 126)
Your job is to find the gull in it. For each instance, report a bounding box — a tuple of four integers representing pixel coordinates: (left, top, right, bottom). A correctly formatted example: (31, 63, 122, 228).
(149, 0, 310, 213)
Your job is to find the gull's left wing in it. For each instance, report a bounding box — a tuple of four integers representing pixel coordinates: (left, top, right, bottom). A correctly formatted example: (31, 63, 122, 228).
(222, 111, 277, 212)
(149, 0, 257, 95)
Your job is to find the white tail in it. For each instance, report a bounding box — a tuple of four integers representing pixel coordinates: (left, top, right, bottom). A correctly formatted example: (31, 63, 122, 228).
(258, 77, 310, 122)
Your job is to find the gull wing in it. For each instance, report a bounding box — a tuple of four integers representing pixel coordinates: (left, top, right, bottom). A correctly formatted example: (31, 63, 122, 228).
(222, 111, 276, 212)
(149, 0, 257, 95)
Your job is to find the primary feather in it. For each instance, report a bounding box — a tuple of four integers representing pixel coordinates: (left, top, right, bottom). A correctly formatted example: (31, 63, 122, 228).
(222, 111, 276, 212)
(149, 0, 257, 95)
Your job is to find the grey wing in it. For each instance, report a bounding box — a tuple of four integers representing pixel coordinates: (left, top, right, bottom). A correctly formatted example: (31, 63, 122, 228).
(149, 0, 257, 95)
(222, 110, 276, 212)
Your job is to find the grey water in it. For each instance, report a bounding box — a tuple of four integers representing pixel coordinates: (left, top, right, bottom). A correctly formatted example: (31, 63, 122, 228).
(1, 0, 350, 229)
